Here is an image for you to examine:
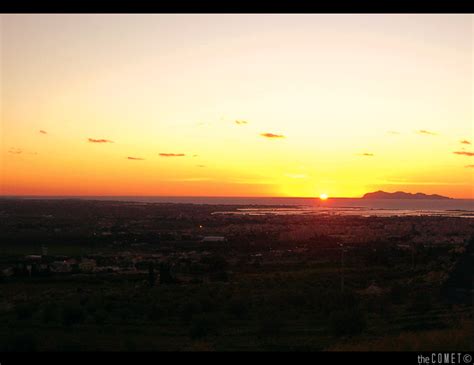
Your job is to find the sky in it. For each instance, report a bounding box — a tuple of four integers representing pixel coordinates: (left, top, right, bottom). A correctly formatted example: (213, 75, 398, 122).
(1, 14, 473, 198)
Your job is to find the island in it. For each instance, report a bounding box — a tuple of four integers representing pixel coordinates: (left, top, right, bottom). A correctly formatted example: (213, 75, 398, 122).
(362, 190, 452, 200)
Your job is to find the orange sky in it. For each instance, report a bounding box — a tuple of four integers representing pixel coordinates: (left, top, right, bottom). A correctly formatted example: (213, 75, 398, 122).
(1, 14, 473, 198)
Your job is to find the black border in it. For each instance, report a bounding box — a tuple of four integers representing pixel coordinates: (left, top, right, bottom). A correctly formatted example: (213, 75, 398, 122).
(1, 1, 473, 360)
(1, 0, 474, 13)
(1, 350, 473, 360)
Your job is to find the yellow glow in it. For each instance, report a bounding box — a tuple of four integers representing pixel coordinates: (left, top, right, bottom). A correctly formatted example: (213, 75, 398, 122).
(1, 15, 473, 198)
(319, 193, 329, 200)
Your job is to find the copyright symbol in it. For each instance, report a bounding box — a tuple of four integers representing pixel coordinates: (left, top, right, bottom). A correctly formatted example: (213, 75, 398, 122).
(463, 354, 472, 363)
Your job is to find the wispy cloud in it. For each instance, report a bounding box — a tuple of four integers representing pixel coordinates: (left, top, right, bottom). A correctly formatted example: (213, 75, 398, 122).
(465, 165, 474, 168)
(197, 165, 206, 168)
(159, 153, 186, 157)
(387, 131, 400, 135)
(235, 120, 248, 125)
(174, 177, 212, 182)
(8, 148, 23, 154)
(460, 140, 471, 145)
(453, 151, 474, 157)
(127, 157, 144, 160)
(8, 147, 37, 155)
(88, 138, 114, 143)
(39, 130, 47, 135)
(359, 153, 375, 157)
(417, 130, 437, 136)
(261, 133, 285, 139)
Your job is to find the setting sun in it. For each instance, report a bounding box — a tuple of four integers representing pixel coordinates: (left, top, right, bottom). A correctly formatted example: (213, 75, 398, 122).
(319, 193, 329, 200)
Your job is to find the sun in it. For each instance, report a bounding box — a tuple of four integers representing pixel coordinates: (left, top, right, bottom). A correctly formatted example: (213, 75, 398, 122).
(319, 193, 329, 200)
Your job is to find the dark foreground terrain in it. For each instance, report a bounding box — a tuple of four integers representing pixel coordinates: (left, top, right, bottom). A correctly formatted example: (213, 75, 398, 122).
(0, 198, 472, 351)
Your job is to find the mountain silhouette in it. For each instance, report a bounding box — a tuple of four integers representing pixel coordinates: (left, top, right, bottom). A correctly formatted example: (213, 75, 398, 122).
(362, 190, 451, 200)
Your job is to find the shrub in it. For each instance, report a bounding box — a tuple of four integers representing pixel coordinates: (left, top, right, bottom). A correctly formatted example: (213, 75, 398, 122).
(189, 314, 219, 339)
(329, 307, 367, 337)
(41, 303, 58, 324)
(409, 290, 433, 314)
(14, 303, 35, 320)
(227, 297, 248, 319)
(61, 304, 85, 326)
(93, 309, 108, 325)
(390, 283, 408, 305)
(258, 314, 284, 337)
(180, 301, 200, 322)
(147, 303, 164, 321)
(2, 333, 37, 352)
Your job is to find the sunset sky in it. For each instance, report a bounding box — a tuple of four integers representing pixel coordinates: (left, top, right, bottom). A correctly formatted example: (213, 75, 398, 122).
(1, 14, 473, 198)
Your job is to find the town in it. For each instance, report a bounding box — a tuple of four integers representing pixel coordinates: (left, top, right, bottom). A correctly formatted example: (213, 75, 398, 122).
(0, 198, 472, 351)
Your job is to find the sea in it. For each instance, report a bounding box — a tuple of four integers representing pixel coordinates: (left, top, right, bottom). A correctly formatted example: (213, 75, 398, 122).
(3, 196, 474, 218)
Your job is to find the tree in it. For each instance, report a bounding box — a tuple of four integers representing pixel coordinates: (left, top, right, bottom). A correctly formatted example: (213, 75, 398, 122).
(329, 307, 367, 337)
(148, 262, 156, 287)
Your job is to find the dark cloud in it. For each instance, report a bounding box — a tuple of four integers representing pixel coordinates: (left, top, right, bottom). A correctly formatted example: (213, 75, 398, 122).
(159, 153, 186, 157)
(235, 120, 248, 125)
(39, 130, 47, 134)
(359, 153, 375, 157)
(127, 157, 144, 160)
(8, 148, 23, 154)
(417, 130, 437, 136)
(453, 151, 474, 156)
(460, 140, 471, 145)
(261, 133, 285, 139)
(465, 165, 474, 168)
(193, 154, 199, 157)
(8, 148, 37, 155)
(88, 138, 114, 143)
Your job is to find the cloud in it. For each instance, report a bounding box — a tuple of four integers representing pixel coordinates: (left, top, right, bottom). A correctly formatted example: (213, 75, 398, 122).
(359, 153, 375, 157)
(465, 165, 474, 168)
(8, 148, 37, 155)
(387, 131, 400, 135)
(235, 120, 248, 125)
(8, 148, 23, 154)
(460, 140, 471, 145)
(453, 151, 474, 156)
(260, 133, 285, 139)
(193, 154, 199, 157)
(88, 138, 114, 143)
(127, 157, 144, 160)
(39, 130, 47, 134)
(417, 130, 437, 136)
(174, 177, 212, 182)
(197, 165, 206, 168)
(159, 153, 185, 157)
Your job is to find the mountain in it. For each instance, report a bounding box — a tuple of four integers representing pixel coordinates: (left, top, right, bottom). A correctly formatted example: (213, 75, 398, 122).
(362, 190, 452, 200)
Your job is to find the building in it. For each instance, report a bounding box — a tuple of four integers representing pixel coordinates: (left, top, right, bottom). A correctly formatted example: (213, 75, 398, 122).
(201, 236, 227, 243)
(79, 258, 97, 273)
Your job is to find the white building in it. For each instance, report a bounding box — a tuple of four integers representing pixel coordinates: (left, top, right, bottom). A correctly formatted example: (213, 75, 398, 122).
(201, 236, 227, 243)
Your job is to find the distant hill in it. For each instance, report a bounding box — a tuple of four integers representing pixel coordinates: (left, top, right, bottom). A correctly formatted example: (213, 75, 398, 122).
(362, 190, 452, 200)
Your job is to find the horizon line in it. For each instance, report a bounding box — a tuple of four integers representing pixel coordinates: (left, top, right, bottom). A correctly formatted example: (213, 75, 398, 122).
(0, 194, 471, 200)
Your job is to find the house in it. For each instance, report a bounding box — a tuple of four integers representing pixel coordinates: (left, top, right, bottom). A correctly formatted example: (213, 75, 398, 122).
(359, 282, 386, 296)
(79, 258, 97, 273)
(201, 236, 227, 243)
(50, 261, 72, 273)
(1, 267, 14, 277)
